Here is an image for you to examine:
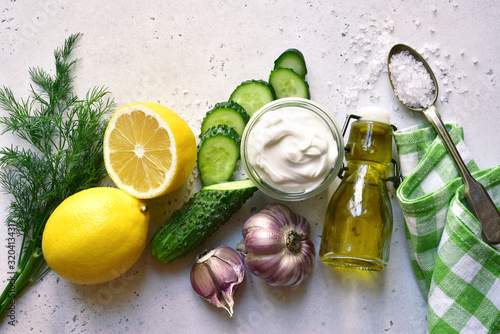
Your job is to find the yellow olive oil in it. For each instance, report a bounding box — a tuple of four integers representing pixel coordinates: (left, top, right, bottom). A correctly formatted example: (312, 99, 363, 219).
(319, 118, 394, 271)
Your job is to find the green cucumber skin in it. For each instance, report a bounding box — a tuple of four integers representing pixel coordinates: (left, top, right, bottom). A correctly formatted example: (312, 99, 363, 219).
(200, 101, 249, 138)
(149, 180, 258, 263)
(274, 48, 307, 78)
(269, 67, 311, 99)
(229, 79, 276, 116)
(197, 124, 241, 186)
(198, 123, 241, 151)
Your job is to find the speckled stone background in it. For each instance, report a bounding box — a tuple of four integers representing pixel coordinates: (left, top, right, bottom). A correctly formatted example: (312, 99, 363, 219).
(1, 1, 499, 333)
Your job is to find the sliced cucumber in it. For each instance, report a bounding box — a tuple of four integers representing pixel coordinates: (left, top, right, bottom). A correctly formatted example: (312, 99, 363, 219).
(197, 124, 241, 186)
(229, 79, 275, 116)
(274, 48, 307, 78)
(269, 67, 310, 99)
(200, 101, 249, 138)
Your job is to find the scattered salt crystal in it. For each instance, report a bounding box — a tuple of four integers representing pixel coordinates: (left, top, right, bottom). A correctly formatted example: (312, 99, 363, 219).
(183, 89, 189, 94)
(428, 45, 439, 54)
(337, 14, 396, 106)
(389, 51, 436, 109)
(472, 57, 478, 64)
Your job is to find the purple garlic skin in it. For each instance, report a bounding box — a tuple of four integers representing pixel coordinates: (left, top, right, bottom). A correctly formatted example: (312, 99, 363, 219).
(238, 203, 316, 287)
(190, 245, 244, 317)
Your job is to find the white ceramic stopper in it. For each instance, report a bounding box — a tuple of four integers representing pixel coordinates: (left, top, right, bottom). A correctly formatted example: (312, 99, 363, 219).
(357, 106, 391, 125)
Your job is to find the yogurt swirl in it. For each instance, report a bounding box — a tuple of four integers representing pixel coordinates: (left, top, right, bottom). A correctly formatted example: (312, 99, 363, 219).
(247, 107, 338, 193)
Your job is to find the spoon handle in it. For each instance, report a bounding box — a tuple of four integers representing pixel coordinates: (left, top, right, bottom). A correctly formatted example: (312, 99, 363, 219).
(423, 106, 500, 244)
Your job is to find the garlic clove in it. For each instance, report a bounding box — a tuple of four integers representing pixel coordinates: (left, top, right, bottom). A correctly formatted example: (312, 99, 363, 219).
(244, 228, 283, 254)
(208, 255, 240, 291)
(270, 245, 314, 286)
(245, 251, 283, 282)
(213, 246, 245, 276)
(273, 256, 301, 286)
(190, 262, 222, 301)
(190, 246, 244, 317)
(245, 211, 283, 231)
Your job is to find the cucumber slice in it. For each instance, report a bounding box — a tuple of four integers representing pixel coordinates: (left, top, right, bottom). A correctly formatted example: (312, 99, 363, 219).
(269, 67, 310, 99)
(197, 124, 241, 186)
(200, 101, 249, 138)
(274, 48, 307, 78)
(229, 80, 275, 116)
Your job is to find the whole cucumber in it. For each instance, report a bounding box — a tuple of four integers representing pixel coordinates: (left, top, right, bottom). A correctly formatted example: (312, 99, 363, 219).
(150, 179, 258, 263)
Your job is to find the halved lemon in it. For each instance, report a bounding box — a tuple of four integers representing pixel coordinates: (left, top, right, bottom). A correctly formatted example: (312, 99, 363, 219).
(103, 102, 197, 199)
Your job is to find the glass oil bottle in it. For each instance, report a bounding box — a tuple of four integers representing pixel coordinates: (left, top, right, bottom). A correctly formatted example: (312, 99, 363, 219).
(319, 107, 399, 271)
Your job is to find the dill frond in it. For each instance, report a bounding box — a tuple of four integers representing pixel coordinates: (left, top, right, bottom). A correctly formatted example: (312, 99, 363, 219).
(0, 33, 115, 320)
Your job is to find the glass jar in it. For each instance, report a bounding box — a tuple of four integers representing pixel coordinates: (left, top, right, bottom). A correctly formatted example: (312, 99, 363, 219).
(241, 98, 344, 201)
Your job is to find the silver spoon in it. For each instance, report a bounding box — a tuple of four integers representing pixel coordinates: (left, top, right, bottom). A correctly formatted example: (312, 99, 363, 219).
(387, 43, 500, 245)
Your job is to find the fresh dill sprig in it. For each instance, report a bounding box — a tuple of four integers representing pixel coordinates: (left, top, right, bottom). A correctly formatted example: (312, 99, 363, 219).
(0, 33, 114, 321)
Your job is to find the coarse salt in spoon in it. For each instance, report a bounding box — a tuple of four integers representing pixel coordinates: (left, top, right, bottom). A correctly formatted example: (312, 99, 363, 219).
(387, 43, 500, 245)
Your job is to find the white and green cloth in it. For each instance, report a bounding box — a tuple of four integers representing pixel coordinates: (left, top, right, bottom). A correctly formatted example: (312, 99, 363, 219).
(394, 122, 500, 333)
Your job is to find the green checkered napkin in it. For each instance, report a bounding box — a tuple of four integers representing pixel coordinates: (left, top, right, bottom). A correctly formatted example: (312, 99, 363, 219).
(394, 122, 500, 334)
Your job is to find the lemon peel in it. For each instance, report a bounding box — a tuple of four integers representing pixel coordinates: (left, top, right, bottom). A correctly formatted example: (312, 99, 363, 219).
(42, 187, 150, 285)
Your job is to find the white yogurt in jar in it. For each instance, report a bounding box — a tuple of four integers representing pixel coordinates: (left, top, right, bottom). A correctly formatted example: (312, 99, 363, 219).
(246, 106, 338, 194)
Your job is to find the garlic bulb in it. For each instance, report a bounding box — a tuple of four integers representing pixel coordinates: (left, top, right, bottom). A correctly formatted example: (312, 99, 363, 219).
(190, 245, 244, 317)
(237, 203, 315, 286)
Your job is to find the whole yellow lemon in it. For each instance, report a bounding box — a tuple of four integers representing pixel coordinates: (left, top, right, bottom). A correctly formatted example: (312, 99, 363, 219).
(42, 187, 150, 285)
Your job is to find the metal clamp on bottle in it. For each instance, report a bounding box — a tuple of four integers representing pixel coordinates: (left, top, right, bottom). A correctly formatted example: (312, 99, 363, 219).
(337, 114, 402, 189)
